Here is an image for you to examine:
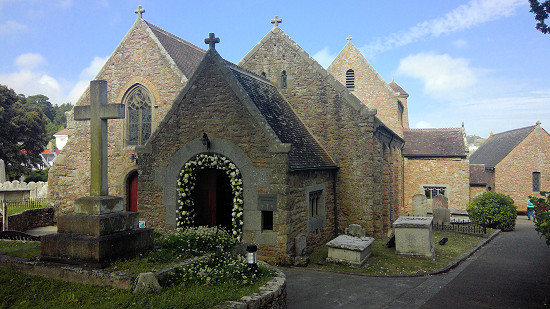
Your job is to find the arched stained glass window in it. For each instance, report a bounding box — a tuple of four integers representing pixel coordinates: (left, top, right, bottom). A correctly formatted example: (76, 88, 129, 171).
(346, 69, 355, 90)
(125, 85, 152, 146)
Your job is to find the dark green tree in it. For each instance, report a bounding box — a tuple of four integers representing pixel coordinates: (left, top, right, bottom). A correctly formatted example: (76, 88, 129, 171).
(530, 0, 550, 34)
(26, 94, 55, 122)
(0, 85, 49, 177)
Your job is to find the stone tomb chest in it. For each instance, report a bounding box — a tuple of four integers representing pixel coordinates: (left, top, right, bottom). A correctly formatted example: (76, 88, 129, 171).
(393, 216, 435, 259)
(326, 235, 374, 267)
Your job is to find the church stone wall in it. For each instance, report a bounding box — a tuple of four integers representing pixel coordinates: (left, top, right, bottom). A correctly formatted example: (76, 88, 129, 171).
(494, 126, 550, 210)
(328, 43, 402, 137)
(240, 30, 398, 238)
(48, 21, 186, 215)
(404, 157, 470, 211)
(286, 170, 335, 260)
(137, 60, 297, 263)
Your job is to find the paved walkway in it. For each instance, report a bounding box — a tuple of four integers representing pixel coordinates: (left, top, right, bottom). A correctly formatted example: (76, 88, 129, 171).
(284, 217, 550, 308)
(25, 225, 57, 236)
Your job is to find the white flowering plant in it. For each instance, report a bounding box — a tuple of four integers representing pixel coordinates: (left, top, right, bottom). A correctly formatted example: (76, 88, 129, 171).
(177, 154, 244, 239)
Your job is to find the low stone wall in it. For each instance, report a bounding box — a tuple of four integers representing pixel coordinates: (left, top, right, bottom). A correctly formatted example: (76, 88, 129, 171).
(0, 255, 287, 308)
(0, 208, 55, 231)
(0, 181, 48, 200)
(219, 263, 287, 309)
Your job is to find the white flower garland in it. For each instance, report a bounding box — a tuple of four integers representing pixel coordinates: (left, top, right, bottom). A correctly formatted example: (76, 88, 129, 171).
(177, 154, 244, 239)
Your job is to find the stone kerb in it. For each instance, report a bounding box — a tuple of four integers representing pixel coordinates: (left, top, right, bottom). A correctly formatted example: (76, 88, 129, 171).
(393, 216, 435, 259)
(326, 234, 374, 268)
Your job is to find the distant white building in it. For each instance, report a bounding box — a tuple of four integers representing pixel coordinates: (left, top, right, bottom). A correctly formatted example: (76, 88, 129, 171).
(53, 128, 69, 150)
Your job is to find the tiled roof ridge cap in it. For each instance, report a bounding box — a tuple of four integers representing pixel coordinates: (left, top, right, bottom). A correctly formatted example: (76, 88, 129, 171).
(491, 125, 536, 136)
(405, 127, 462, 131)
(144, 21, 206, 53)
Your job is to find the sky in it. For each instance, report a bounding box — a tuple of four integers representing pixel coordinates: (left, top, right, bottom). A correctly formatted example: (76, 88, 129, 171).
(0, 0, 548, 138)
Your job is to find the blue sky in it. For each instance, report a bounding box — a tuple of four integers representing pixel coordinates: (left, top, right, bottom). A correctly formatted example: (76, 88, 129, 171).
(0, 0, 548, 137)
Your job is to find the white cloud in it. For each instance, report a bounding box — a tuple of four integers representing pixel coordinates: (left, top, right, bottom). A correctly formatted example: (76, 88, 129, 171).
(0, 54, 107, 105)
(361, 0, 525, 56)
(313, 47, 336, 69)
(414, 121, 433, 129)
(0, 20, 26, 35)
(453, 39, 468, 48)
(396, 52, 478, 99)
(15, 53, 46, 70)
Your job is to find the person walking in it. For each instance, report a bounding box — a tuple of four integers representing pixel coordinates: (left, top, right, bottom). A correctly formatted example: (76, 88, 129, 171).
(527, 195, 535, 220)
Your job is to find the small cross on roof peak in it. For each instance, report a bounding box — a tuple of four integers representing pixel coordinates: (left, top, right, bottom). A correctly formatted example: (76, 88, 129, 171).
(271, 15, 282, 28)
(205, 33, 220, 50)
(135, 5, 145, 19)
(347, 36, 352, 42)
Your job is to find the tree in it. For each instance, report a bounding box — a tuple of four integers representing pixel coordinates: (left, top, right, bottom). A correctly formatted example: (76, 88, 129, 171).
(0, 85, 48, 178)
(26, 94, 55, 122)
(530, 0, 550, 34)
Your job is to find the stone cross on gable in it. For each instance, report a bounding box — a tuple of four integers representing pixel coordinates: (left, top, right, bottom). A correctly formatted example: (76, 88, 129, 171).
(74, 80, 124, 196)
(347, 36, 352, 42)
(271, 15, 282, 27)
(205, 33, 220, 50)
(135, 5, 145, 19)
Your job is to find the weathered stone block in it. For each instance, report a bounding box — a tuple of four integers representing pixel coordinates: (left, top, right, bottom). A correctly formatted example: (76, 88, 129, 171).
(326, 235, 374, 267)
(393, 216, 434, 259)
(57, 212, 139, 237)
(74, 196, 123, 215)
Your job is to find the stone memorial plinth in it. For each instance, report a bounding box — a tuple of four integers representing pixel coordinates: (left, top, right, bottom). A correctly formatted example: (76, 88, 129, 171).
(326, 235, 374, 268)
(41, 196, 153, 267)
(393, 216, 435, 259)
(40, 80, 153, 268)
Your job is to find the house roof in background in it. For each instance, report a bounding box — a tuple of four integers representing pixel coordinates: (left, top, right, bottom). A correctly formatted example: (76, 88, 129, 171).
(403, 128, 466, 157)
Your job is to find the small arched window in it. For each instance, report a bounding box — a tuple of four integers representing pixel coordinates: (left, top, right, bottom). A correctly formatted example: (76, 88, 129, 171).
(124, 85, 152, 146)
(281, 70, 287, 89)
(346, 69, 355, 90)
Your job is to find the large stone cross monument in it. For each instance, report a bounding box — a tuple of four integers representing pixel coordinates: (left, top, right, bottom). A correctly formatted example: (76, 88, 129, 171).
(41, 80, 153, 267)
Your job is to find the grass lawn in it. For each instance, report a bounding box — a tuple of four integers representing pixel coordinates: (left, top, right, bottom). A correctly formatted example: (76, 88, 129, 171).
(309, 230, 496, 275)
(0, 240, 41, 259)
(0, 266, 272, 309)
(5, 201, 48, 216)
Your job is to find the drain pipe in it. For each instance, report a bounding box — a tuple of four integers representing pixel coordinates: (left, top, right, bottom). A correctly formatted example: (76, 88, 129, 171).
(333, 168, 339, 238)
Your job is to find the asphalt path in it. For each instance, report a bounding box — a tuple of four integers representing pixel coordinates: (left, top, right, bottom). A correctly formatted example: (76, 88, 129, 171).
(284, 217, 550, 309)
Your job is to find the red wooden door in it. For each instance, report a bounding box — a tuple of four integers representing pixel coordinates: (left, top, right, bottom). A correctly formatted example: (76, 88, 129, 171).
(128, 172, 138, 212)
(195, 169, 233, 230)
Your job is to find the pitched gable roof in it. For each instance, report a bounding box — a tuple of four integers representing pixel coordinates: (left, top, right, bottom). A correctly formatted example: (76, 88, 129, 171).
(389, 80, 409, 98)
(239, 27, 374, 117)
(144, 21, 206, 78)
(403, 128, 467, 157)
(469, 125, 536, 168)
(470, 164, 488, 185)
(227, 64, 336, 170)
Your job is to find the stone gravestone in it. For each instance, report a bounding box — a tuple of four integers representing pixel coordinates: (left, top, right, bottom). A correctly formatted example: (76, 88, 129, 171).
(433, 208, 451, 226)
(41, 80, 153, 267)
(294, 233, 309, 267)
(432, 195, 448, 209)
(393, 216, 435, 259)
(412, 194, 428, 216)
(345, 223, 366, 237)
(0, 159, 5, 183)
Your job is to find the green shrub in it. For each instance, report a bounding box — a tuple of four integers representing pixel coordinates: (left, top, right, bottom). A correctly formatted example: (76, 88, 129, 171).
(467, 191, 517, 231)
(533, 191, 550, 246)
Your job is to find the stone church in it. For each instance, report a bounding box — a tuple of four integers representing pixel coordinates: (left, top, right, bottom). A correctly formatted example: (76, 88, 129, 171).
(48, 9, 452, 263)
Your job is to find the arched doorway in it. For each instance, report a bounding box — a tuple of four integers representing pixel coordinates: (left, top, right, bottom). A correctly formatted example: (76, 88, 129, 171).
(126, 171, 139, 212)
(194, 168, 233, 231)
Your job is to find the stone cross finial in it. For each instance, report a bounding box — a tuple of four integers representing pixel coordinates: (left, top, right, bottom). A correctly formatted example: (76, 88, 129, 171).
(347, 35, 352, 42)
(135, 5, 145, 19)
(74, 80, 125, 196)
(204, 33, 220, 50)
(271, 15, 282, 27)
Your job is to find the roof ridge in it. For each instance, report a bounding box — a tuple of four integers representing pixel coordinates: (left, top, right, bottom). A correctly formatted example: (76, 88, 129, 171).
(405, 127, 462, 131)
(144, 21, 206, 53)
(224, 60, 270, 83)
(491, 125, 536, 137)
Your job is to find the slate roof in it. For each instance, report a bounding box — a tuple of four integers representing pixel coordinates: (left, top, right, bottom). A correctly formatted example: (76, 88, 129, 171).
(403, 128, 467, 157)
(388, 80, 409, 97)
(469, 125, 536, 168)
(470, 164, 488, 185)
(227, 64, 336, 171)
(145, 21, 206, 78)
